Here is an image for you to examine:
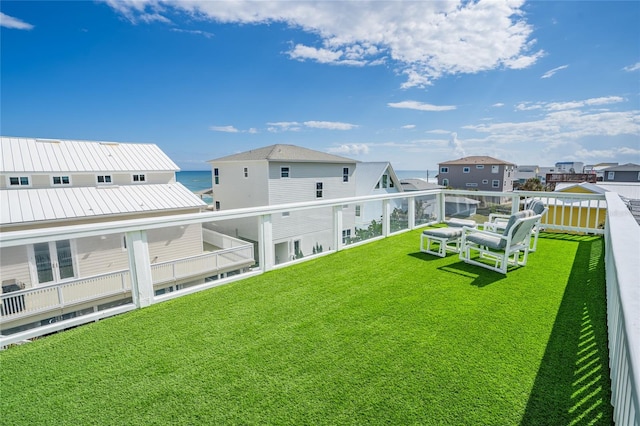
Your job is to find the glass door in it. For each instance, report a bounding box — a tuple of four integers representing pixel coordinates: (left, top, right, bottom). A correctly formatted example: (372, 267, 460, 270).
(32, 240, 76, 284)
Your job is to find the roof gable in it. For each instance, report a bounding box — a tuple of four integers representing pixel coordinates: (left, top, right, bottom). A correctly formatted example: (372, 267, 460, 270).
(354, 162, 402, 195)
(439, 156, 515, 166)
(208, 144, 356, 164)
(0, 137, 179, 173)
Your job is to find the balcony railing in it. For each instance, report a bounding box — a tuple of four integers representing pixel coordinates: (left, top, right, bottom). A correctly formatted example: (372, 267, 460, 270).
(0, 188, 637, 425)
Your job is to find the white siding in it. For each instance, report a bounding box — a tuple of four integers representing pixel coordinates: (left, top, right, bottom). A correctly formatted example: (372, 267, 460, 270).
(268, 162, 356, 204)
(147, 224, 203, 264)
(212, 161, 269, 209)
(0, 246, 32, 288)
(75, 234, 130, 278)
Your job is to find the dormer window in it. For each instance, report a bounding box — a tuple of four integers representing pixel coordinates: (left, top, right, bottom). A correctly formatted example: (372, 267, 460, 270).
(132, 174, 146, 182)
(52, 176, 70, 185)
(97, 175, 112, 184)
(9, 176, 30, 186)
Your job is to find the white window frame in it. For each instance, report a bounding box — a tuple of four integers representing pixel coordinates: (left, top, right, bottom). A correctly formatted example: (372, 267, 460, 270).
(213, 168, 220, 185)
(316, 182, 323, 198)
(463, 167, 470, 173)
(476, 165, 484, 169)
(282, 211, 290, 218)
(607, 171, 615, 180)
(243, 167, 248, 178)
(355, 205, 361, 217)
(491, 165, 499, 174)
(132, 174, 146, 183)
(482, 179, 489, 184)
(343, 167, 349, 183)
(8, 176, 30, 187)
(215, 201, 220, 210)
(442, 178, 449, 187)
(52, 175, 71, 185)
(342, 229, 352, 245)
(27, 239, 78, 286)
(96, 175, 112, 185)
(440, 167, 449, 173)
(281, 166, 290, 178)
(492, 179, 500, 188)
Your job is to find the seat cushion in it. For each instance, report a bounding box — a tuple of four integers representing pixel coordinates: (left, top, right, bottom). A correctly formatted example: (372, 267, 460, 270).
(422, 227, 463, 239)
(466, 232, 504, 250)
(502, 210, 532, 236)
(445, 218, 476, 228)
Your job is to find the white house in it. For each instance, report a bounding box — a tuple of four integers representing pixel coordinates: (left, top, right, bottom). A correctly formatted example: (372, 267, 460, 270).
(0, 137, 254, 334)
(207, 145, 403, 263)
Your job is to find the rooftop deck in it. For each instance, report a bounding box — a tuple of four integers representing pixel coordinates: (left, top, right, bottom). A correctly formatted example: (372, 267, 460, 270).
(0, 229, 613, 424)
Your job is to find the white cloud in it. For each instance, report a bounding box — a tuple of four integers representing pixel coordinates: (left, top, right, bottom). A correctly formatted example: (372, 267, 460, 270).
(105, 0, 542, 88)
(493, 103, 505, 108)
(209, 125, 239, 133)
(0, 12, 34, 30)
(267, 122, 302, 132)
(541, 64, 568, 79)
(327, 144, 370, 155)
(303, 121, 358, 130)
(623, 62, 640, 72)
(388, 101, 456, 112)
(171, 28, 214, 38)
(427, 129, 451, 134)
(449, 132, 466, 157)
(402, 124, 416, 129)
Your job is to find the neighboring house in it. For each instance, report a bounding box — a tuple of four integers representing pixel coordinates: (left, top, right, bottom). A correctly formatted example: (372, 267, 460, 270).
(514, 165, 540, 187)
(555, 161, 585, 174)
(207, 145, 403, 263)
(602, 163, 640, 183)
(549, 182, 608, 229)
(437, 156, 516, 194)
(538, 167, 556, 185)
(584, 163, 618, 181)
(0, 137, 253, 334)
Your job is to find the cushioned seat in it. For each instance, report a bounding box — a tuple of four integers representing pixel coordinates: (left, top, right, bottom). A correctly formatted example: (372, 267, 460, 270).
(445, 218, 477, 228)
(420, 227, 464, 257)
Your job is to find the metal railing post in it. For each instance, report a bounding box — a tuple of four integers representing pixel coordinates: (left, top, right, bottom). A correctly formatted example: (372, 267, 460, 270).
(125, 230, 154, 308)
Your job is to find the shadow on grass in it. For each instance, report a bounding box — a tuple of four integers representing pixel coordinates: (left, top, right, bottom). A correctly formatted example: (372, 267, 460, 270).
(407, 251, 506, 287)
(520, 236, 613, 425)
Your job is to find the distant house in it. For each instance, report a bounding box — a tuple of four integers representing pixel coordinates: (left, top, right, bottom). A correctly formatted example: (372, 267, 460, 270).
(584, 163, 618, 181)
(555, 161, 584, 174)
(0, 137, 253, 334)
(437, 156, 516, 192)
(548, 182, 608, 229)
(207, 144, 403, 263)
(602, 163, 640, 183)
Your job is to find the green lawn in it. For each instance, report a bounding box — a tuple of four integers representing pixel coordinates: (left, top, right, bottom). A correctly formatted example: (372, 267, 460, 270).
(0, 230, 613, 425)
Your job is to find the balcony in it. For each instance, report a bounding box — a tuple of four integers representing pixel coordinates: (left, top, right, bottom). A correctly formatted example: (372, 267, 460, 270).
(0, 189, 637, 425)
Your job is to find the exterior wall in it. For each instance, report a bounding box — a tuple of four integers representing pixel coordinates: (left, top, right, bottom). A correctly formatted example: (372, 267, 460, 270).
(438, 164, 514, 191)
(210, 160, 269, 209)
(75, 233, 130, 279)
(268, 162, 356, 204)
(1, 171, 175, 189)
(0, 245, 32, 287)
(605, 170, 640, 183)
(147, 224, 204, 264)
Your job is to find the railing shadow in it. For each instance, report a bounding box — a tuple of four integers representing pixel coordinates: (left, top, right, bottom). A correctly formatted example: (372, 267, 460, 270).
(520, 235, 613, 425)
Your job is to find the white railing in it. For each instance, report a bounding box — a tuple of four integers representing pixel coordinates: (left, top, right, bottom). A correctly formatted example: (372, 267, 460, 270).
(0, 188, 637, 425)
(0, 270, 131, 322)
(604, 192, 640, 426)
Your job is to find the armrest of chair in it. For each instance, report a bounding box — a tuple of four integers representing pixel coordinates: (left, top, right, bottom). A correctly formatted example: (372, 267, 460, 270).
(488, 213, 510, 222)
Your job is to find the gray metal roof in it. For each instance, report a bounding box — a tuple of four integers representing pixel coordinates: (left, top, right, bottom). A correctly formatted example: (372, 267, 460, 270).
(439, 156, 515, 166)
(208, 144, 356, 164)
(602, 163, 640, 172)
(0, 137, 179, 173)
(0, 183, 205, 226)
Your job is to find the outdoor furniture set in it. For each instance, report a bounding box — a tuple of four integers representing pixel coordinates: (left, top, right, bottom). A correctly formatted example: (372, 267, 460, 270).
(420, 200, 548, 274)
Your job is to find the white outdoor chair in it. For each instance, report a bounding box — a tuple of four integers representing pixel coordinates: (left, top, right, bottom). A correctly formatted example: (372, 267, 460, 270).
(460, 210, 542, 274)
(483, 199, 548, 252)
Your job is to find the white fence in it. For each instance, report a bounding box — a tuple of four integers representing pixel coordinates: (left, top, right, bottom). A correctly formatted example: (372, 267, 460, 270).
(604, 193, 640, 426)
(0, 188, 637, 425)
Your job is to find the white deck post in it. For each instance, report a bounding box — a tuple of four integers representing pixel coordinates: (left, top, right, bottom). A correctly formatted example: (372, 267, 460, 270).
(259, 214, 274, 271)
(408, 195, 416, 230)
(333, 205, 343, 251)
(382, 199, 390, 236)
(125, 230, 154, 308)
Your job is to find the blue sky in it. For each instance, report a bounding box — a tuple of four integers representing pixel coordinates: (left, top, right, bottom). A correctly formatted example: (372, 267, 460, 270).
(1, 1, 639, 171)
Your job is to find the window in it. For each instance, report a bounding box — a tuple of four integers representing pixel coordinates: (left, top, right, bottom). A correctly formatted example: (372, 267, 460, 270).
(463, 167, 470, 173)
(316, 182, 323, 198)
(215, 201, 220, 210)
(382, 175, 388, 188)
(30, 240, 76, 284)
(492, 180, 500, 188)
(476, 165, 484, 169)
(243, 167, 248, 178)
(442, 178, 449, 187)
(482, 179, 489, 184)
(214, 168, 220, 185)
(52, 176, 70, 185)
(355, 205, 361, 217)
(97, 175, 112, 184)
(375, 181, 380, 189)
(389, 177, 394, 188)
(491, 165, 499, 174)
(9, 176, 29, 186)
(132, 174, 145, 182)
(465, 183, 478, 187)
(343, 167, 349, 183)
(281, 167, 290, 178)
(282, 212, 290, 217)
(440, 167, 449, 173)
(342, 229, 351, 245)
(607, 171, 615, 180)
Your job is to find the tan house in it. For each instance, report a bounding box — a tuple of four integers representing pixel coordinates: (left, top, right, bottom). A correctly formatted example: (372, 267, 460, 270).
(0, 137, 254, 334)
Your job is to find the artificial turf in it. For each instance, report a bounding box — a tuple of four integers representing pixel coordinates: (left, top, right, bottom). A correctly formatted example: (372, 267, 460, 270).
(0, 230, 613, 425)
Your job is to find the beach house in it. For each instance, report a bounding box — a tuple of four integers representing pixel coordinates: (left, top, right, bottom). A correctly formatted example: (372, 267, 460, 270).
(0, 137, 254, 334)
(207, 145, 404, 263)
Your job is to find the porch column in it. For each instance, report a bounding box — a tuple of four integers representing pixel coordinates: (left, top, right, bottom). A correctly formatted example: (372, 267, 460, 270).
(259, 214, 274, 271)
(125, 230, 154, 308)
